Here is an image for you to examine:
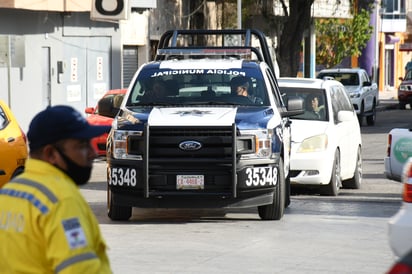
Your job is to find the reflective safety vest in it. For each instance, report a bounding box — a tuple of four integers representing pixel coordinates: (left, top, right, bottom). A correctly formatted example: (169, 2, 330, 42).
(0, 158, 112, 274)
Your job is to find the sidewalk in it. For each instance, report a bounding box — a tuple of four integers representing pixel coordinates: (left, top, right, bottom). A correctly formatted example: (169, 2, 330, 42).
(380, 88, 397, 100)
(378, 89, 398, 111)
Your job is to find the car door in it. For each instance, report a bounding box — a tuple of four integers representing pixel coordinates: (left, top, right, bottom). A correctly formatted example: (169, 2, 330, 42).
(330, 85, 358, 177)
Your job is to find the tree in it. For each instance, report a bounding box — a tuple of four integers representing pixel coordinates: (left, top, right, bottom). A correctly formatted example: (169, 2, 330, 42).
(219, 0, 374, 77)
(316, 8, 373, 68)
(276, 0, 314, 77)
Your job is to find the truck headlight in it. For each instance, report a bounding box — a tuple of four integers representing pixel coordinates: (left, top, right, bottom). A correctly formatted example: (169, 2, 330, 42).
(399, 85, 412, 92)
(349, 91, 361, 98)
(112, 130, 143, 159)
(238, 129, 272, 158)
(297, 134, 328, 153)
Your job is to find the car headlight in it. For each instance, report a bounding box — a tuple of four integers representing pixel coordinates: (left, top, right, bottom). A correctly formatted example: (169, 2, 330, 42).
(399, 85, 412, 92)
(238, 129, 273, 158)
(112, 130, 143, 159)
(297, 134, 328, 153)
(349, 91, 361, 98)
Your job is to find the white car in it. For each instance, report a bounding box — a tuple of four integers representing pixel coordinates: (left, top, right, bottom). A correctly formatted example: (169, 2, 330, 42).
(278, 78, 362, 196)
(388, 158, 412, 258)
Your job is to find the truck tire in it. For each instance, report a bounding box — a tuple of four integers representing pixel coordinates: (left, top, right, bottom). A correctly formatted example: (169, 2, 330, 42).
(107, 188, 132, 221)
(357, 102, 364, 126)
(320, 149, 340, 196)
(366, 101, 376, 126)
(343, 146, 362, 189)
(285, 176, 291, 208)
(399, 102, 406, 109)
(258, 159, 285, 220)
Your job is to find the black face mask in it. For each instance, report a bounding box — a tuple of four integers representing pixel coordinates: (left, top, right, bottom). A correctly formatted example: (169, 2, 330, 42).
(55, 147, 92, 186)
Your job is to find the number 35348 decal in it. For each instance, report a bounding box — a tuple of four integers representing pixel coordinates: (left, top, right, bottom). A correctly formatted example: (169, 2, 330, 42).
(245, 167, 278, 187)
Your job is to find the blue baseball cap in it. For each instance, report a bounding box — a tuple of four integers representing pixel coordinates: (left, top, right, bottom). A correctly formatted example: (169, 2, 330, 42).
(27, 105, 111, 150)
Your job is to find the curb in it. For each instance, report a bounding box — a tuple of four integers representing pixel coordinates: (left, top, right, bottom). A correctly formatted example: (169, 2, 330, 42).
(377, 99, 398, 111)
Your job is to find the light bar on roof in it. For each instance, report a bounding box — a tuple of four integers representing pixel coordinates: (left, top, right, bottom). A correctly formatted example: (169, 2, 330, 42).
(157, 48, 252, 57)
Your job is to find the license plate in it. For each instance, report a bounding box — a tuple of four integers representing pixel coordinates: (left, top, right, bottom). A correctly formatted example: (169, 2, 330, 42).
(176, 175, 204, 190)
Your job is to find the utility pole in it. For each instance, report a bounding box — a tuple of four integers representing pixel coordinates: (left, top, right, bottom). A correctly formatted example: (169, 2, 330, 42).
(237, 0, 241, 29)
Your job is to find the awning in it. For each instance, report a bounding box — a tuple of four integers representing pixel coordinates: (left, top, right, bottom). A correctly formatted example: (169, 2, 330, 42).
(386, 34, 401, 44)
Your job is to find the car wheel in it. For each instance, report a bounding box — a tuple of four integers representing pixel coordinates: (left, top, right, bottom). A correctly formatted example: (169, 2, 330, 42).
(399, 101, 406, 109)
(343, 146, 362, 189)
(258, 159, 285, 220)
(321, 150, 341, 196)
(357, 102, 364, 126)
(366, 101, 376, 126)
(285, 175, 291, 208)
(107, 187, 132, 221)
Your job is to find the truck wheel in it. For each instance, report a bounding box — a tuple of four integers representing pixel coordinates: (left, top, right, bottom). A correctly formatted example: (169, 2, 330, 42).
(399, 102, 406, 109)
(343, 146, 362, 189)
(258, 159, 285, 220)
(107, 188, 132, 221)
(320, 150, 340, 196)
(366, 101, 376, 126)
(357, 103, 364, 126)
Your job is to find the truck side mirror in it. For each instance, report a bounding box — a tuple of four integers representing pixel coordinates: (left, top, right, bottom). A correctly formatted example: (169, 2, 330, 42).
(98, 96, 119, 118)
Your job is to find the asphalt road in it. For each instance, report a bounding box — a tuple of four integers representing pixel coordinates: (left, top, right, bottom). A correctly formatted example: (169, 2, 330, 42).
(82, 101, 404, 274)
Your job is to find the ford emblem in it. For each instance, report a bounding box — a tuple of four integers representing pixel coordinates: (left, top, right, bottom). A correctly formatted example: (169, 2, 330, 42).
(179, 140, 202, 151)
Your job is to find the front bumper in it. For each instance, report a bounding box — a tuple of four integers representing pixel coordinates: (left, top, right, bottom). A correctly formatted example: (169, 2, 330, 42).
(108, 157, 280, 209)
(289, 150, 333, 185)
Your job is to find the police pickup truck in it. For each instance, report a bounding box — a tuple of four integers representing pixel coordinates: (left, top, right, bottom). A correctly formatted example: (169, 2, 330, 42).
(98, 29, 303, 221)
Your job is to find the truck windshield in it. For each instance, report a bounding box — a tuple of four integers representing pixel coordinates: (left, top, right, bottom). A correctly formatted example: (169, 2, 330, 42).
(126, 67, 270, 106)
(318, 72, 359, 86)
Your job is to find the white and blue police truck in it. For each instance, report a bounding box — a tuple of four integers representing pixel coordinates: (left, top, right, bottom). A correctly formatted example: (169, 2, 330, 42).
(98, 29, 303, 221)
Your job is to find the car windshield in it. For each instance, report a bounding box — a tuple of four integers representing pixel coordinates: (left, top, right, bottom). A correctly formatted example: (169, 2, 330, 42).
(318, 72, 359, 86)
(126, 67, 270, 107)
(280, 87, 328, 121)
(404, 69, 412, 80)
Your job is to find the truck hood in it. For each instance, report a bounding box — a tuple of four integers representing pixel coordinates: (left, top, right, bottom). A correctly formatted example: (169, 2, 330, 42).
(149, 107, 237, 126)
(290, 119, 329, 143)
(117, 106, 276, 130)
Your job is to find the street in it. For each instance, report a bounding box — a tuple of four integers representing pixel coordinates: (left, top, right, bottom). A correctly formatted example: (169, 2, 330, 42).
(83, 105, 404, 274)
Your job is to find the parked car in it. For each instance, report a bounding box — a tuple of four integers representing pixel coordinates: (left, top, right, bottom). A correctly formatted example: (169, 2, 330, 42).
(0, 99, 28, 188)
(317, 68, 379, 126)
(85, 89, 127, 157)
(388, 157, 412, 258)
(384, 128, 412, 182)
(398, 69, 412, 109)
(278, 77, 362, 196)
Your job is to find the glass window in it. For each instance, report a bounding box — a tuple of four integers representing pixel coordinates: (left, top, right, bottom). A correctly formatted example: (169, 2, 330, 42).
(279, 87, 328, 121)
(126, 67, 270, 107)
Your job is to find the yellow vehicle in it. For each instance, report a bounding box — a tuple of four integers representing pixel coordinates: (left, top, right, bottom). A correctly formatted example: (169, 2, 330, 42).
(0, 100, 28, 187)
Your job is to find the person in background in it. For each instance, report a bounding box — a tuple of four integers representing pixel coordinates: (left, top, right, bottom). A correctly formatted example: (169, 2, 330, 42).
(305, 94, 325, 120)
(0, 105, 112, 273)
(141, 79, 167, 102)
(230, 76, 262, 104)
